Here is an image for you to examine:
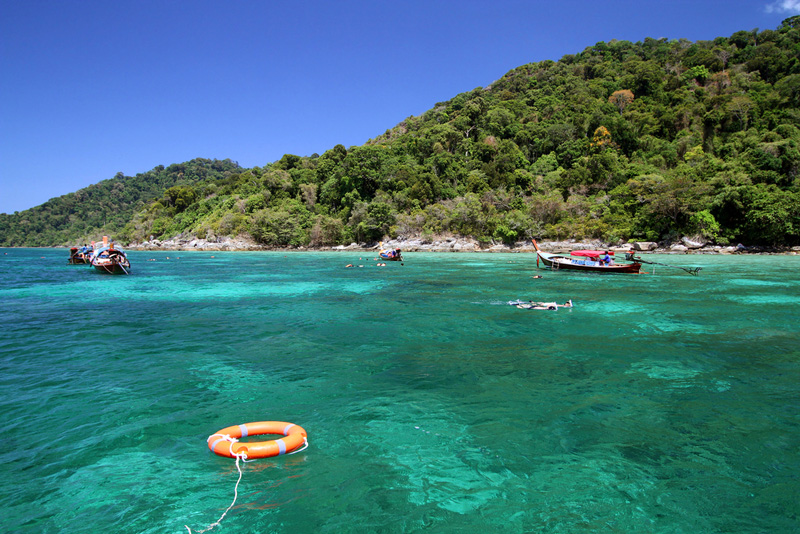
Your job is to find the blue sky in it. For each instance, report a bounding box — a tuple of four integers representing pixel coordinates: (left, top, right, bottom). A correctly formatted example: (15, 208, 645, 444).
(1, 0, 798, 214)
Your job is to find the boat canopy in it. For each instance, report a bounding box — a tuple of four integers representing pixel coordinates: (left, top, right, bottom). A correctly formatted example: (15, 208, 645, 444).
(92, 245, 126, 257)
(570, 250, 613, 257)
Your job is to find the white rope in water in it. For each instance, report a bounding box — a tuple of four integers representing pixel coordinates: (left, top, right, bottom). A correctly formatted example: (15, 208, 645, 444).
(185, 434, 309, 533)
(287, 438, 309, 455)
(185, 436, 250, 534)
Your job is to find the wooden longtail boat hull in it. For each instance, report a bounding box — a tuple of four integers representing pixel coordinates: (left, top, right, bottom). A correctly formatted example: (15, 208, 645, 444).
(537, 252, 641, 273)
(68, 246, 93, 264)
(378, 242, 403, 261)
(92, 260, 130, 274)
(532, 240, 641, 274)
(90, 244, 131, 275)
(379, 249, 403, 261)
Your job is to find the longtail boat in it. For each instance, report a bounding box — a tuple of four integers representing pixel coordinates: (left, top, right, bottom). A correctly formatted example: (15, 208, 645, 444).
(378, 243, 403, 261)
(67, 244, 93, 264)
(532, 240, 641, 274)
(90, 237, 131, 274)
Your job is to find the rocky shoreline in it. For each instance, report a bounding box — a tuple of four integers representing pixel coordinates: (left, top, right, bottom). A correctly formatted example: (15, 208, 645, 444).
(125, 235, 800, 255)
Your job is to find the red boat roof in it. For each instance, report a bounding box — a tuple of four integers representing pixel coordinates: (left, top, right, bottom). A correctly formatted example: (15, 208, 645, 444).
(571, 250, 613, 256)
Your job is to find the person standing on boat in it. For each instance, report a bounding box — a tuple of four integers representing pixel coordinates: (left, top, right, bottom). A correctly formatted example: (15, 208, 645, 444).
(602, 251, 612, 265)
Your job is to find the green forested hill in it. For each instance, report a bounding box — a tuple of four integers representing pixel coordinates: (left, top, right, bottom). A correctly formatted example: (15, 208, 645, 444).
(3, 18, 799, 248)
(0, 159, 240, 246)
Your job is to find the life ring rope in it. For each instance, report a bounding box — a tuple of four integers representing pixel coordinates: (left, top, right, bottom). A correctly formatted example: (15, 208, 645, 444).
(207, 433, 252, 462)
(186, 421, 308, 534)
(289, 438, 309, 455)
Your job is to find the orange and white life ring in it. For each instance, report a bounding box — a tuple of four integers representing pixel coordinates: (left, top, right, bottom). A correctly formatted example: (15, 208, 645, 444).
(207, 421, 308, 459)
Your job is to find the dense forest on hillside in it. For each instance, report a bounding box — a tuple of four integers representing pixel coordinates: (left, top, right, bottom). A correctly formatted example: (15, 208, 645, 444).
(2, 17, 799, 248)
(0, 159, 240, 246)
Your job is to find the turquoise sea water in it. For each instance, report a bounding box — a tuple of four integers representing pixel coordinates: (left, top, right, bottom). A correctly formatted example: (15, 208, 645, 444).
(1, 248, 799, 533)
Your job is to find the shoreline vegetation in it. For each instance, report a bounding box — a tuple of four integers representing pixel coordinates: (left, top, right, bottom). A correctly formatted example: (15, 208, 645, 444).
(119, 235, 800, 255)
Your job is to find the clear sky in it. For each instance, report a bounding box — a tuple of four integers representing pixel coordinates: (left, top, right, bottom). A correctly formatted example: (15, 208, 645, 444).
(1, 0, 798, 214)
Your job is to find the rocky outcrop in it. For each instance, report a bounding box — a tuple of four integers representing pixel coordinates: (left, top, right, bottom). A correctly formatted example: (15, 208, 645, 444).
(633, 242, 658, 251)
(124, 233, 796, 255)
(681, 236, 706, 249)
(128, 235, 265, 251)
(378, 236, 491, 252)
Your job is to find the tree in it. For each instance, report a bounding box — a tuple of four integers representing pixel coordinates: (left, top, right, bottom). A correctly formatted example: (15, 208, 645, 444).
(682, 65, 710, 85)
(590, 126, 615, 150)
(728, 95, 753, 129)
(715, 48, 732, 72)
(688, 209, 721, 240)
(309, 215, 345, 246)
(249, 200, 312, 246)
(349, 201, 394, 242)
(163, 186, 197, 212)
(609, 90, 634, 114)
(299, 183, 317, 209)
(742, 185, 800, 245)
